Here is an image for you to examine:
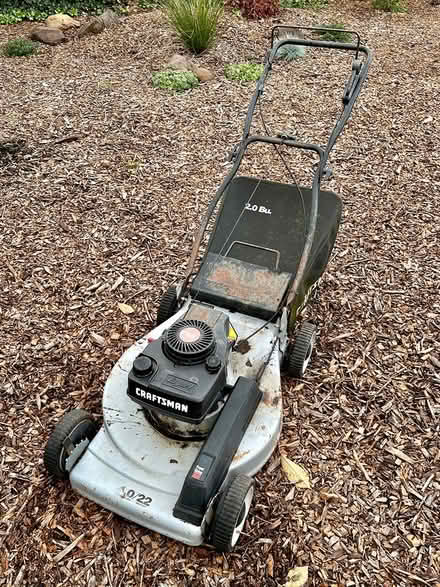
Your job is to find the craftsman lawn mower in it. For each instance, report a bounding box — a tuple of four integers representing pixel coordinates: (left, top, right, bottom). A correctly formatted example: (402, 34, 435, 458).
(44, 27, 372, 552)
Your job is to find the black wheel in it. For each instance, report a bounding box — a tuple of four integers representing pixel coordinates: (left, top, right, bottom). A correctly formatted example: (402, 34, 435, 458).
(287, 321, 317, 378)
(44, 409, 97, 480)
(156, 285, 178, 326)
(211, 474, 255, 552)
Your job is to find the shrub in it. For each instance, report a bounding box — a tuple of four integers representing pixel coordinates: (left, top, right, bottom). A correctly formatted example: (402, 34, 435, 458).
(318, 24, 352, 43)
(138, 0, 159, 9)
(276, 42, 306, 61)
(280, 0, 327, 9)
(372, 0, 406, 11)
(2, 39, 38, 57)
(164, 0, 223, 54)
(232, 0, 279, 19)
(225, 63, 264, 83)
(0, 1, 126, 24)
(152, 70, 199, 92)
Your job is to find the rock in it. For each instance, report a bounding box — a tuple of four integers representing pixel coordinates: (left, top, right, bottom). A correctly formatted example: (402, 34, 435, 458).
(30, 27, 66, 46)
(77, 17, 105, 38)
(45, 14, 80, 30)
(167, 54, 192, 71)
(76, 9, 120, 39)
(99, 9, 120, 27)
(192, 66, 214, 82)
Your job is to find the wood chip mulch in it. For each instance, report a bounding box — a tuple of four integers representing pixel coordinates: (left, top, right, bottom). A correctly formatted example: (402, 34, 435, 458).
(1, 1, 439, 585)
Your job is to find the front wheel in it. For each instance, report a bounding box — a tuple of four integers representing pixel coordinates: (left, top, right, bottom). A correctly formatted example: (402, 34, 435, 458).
(287, 321, 317, 378)
(44, 409, 97, 480)
(210, 474, 255, 552)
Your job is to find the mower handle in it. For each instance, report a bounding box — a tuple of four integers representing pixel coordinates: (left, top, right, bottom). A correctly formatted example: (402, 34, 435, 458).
(270, 25, 363, 58)
(182, 30, 372, 309)
(245, 135, 324, 159)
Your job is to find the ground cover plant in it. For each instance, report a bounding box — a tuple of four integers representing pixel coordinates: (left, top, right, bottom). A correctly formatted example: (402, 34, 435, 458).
(2, 38, 38, 56)
(280, 0, 328, 9)
(1, 0, 440, 585)
(372, 0, 407, 11)
(0, 0, 125, 24)
(318, 23, 352, 42)
(225, 62, 264, 82)
(152, 69, 199, 91)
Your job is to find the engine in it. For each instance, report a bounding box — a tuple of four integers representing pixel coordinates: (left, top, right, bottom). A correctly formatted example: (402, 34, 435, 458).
(127, 303, 237, 424)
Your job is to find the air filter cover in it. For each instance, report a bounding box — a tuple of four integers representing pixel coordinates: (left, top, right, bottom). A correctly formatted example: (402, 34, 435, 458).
(164, 319, 215, 365)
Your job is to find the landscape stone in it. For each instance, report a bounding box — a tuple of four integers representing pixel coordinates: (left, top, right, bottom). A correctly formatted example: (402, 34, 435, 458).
(76, 9, 120, 39)
(45, 14, 80, 30)
(192, 66, 214, 82)
(30, 27, 66, 46)
(100, 9, 120, 27)
(167, 54, 192, 71)
(77, 18, 105, 38)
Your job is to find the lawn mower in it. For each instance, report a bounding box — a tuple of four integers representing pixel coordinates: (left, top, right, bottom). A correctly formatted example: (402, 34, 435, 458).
(44, 27, 372, 552)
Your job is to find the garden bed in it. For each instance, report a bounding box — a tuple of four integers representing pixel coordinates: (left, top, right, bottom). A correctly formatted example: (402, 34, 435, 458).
(1, 1, 439, 585)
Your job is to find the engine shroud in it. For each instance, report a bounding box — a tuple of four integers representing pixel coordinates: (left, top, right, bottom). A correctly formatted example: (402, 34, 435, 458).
(127, 304, 234, 424)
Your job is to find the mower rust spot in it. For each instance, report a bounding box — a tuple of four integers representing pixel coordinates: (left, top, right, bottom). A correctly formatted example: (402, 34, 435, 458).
(206, 261, 289, 310)
(235, 339, 251, 354)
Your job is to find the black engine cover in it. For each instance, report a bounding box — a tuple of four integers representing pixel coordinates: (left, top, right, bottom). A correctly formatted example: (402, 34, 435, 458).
(127, 304, 236, 424)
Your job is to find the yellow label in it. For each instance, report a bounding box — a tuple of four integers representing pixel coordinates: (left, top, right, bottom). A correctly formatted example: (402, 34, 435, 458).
(228, 324, 238, 341)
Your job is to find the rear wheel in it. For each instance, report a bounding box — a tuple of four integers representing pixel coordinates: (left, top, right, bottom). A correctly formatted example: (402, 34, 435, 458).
(44, 409, 97, 480)
(287, 321, 317, 378)
(156, 285, 178, 325)
(211, 474, 254, 552)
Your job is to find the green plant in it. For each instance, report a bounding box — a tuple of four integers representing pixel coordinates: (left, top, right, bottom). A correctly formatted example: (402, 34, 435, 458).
(152, 70, 199, 92)
(2, 38, 38, 57)
(276, 41, 306, 61)
(138, 0, 159, 9)
(372, 0, 406, 12)
(225, 63, 264, 83)
(280, 0, 327, 9)
(164, 0, 223, 54)
(318, 24, 351, 43)
(0, 1, 126, 25)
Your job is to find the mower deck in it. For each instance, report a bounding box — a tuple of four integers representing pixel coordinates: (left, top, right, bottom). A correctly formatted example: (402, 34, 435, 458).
(70, 303, 283, 545)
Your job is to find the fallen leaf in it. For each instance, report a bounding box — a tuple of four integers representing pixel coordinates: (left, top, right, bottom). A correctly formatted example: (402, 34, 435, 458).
(280, 455, 311, 489)
(406, 534, 422, 547)
(284, 566, 309, 587)
(267, 553, 274, 577)
(118, 302, 134, 315)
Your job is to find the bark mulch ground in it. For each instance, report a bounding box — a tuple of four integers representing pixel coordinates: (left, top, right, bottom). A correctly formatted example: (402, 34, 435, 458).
(1, 0, 439, 585)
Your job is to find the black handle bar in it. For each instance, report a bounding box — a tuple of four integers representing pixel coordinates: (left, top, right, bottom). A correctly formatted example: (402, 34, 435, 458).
(245, 135, 324, 159)
(182, 29, 372, 306)
(271, 25, 362, 58)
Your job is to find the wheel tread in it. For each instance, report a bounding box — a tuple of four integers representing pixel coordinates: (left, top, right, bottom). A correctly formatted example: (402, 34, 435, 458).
(288, 321, 317, 378)
(157, 285, 178, 325)
(211, 474, 254, 552)
(44, 409, 96, 480)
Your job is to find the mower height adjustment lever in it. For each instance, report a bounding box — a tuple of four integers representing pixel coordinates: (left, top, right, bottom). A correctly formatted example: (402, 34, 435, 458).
(343, 59, 362, 105)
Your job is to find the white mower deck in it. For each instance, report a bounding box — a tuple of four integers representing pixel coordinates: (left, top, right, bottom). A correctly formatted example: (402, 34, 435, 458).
(70, 303, 283, 545)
